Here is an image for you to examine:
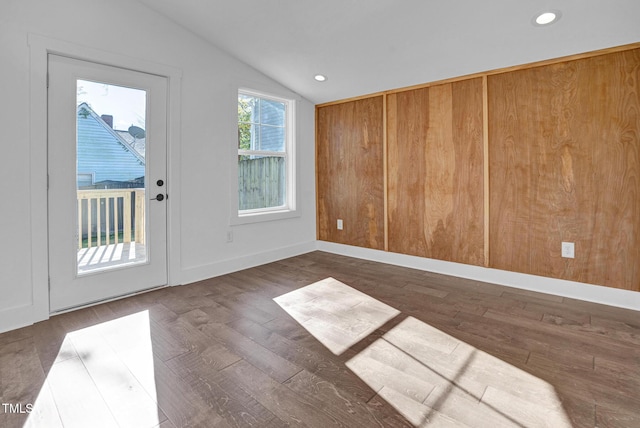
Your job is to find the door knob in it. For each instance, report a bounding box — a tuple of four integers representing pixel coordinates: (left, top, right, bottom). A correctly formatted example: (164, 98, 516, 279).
(151, 193, 165, 201)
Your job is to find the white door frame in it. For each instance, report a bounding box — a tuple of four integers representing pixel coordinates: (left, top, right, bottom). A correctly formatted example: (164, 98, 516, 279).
(48, 54, 169, 311)
(27, 34, 182, 324)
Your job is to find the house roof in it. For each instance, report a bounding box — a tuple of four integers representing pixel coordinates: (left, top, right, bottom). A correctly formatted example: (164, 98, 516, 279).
(77, 103, 146, 185)
(77, 103, 145, 165)
(115, 130, 146, 159)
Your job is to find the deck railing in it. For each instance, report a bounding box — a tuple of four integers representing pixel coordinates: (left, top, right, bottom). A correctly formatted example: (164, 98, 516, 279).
(77, 189, 145, 249)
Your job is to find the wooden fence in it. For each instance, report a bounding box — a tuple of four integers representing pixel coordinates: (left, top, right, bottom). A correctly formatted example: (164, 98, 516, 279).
(238, 157, 285, 210)
(77, 189, 145, 248)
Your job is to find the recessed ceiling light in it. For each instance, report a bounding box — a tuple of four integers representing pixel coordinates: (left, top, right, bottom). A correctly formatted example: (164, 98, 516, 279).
(534, 10, 561, 26)
(314, 74, 327, 82)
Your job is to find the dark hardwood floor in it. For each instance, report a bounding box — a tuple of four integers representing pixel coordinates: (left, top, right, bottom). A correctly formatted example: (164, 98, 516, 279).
(1, 251, 639, 427)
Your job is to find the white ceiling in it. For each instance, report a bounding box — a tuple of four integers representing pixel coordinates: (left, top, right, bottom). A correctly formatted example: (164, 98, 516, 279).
(138, 0, 640, 104)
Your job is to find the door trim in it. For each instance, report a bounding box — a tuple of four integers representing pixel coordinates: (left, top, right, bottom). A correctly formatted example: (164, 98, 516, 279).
(28, 34, 183, 324)
(48, 54, 169, 311)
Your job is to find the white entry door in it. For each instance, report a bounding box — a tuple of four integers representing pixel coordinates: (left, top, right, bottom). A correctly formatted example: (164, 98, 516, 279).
(48, 54, 168, 312)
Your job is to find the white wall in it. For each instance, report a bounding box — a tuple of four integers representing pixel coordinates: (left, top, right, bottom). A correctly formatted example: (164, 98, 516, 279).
(0, 0, 316, 333)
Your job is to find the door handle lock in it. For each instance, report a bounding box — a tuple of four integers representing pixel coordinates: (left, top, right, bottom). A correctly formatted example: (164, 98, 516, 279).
(151, 193, 166, 201)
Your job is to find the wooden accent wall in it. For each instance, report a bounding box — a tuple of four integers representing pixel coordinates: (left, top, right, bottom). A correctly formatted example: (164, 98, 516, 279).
(387, 79, 484, 265)
(489, 49, 640, 291)
(316, 96, 385, 250)
(316, 43, 640, 292)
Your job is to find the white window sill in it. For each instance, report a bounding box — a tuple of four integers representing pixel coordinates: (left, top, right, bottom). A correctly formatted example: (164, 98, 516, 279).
(230, 208, 300, 226)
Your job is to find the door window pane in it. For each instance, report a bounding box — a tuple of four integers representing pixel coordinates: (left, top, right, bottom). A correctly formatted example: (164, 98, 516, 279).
(76, 80, 148, 274)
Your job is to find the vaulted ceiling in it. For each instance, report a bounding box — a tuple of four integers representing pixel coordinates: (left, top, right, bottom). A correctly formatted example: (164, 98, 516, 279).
(138, 0, 640, 104)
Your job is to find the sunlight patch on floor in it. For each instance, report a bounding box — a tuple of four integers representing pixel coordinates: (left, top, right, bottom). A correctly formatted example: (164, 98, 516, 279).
(276, 278, 572, 427)
(273, 277, 400, 355)
(25, 311, 161, 428)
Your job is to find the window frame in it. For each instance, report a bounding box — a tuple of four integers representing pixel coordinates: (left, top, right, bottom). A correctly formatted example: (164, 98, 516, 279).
(231, 88, 297, 225)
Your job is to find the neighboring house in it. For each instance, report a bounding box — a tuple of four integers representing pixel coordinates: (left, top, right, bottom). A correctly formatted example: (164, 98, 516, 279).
(116, 129, 146, 159)
(76, 102, 145, 189)
(249, 97, 285, 152)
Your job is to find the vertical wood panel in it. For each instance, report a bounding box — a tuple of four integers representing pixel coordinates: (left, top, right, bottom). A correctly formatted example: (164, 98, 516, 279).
(316, 96, 385, 250)
(383, 94, 389, 251)
(489, 49, 640, 291)
(387, 79, 484, 265)
(482, 76, 490, 267)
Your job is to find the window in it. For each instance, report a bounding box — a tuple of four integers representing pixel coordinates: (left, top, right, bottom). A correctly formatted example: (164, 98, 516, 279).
(77, 172, 95, 188)
(237, 90, 295, 217)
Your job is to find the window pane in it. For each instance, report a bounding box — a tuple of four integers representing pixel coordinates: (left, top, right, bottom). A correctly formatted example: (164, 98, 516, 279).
(259, 125, 285, 152)
(238, 95, 254, 150)
(260, 98, 285, 126)
(249, 123, 260, 151)
(76, 79, 148, 274)
(77, 173, 93, 187)
(238, 94, 255, 122)
(238, 155, 286, 210)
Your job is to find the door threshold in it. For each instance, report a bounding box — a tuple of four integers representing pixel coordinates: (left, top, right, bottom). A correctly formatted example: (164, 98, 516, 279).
(50, 284, 170, 316)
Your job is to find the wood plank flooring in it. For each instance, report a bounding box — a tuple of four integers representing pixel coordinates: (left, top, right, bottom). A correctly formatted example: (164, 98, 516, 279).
(1, 251, 639, 427)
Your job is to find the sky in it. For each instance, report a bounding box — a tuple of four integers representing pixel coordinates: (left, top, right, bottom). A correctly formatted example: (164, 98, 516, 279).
(77, 80, 146, 131)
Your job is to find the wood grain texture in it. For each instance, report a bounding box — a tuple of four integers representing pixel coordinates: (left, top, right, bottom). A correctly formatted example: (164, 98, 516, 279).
(317, 96, 385, 249)
(387, 78, 484, 265)
(315, 42, 640, 109)
(488, 48, 640, 291)
(1, 252, 640, 426)
(482, 75, 490, 267)
(383, 94, 389, 251)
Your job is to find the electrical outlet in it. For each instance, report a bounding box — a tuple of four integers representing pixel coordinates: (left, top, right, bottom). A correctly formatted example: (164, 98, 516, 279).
(337, 219, 343, 230)
(561, 242, 574, 258)
(226, 230, 233, 243)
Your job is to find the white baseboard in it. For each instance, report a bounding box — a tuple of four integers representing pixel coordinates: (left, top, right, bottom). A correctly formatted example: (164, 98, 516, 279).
(180, 241, 317, 286)
(316, 241, 640, 312)
(0, 241, 317, 334)
(3, 239, 634, 335)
